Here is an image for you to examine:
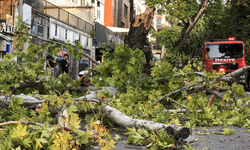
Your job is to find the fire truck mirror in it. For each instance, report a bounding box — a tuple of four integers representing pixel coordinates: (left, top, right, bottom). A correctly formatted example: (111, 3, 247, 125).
(205, 47, 210, 52)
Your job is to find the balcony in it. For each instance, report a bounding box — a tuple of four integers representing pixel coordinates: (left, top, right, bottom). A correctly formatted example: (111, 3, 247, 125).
(25, 0, 94, 34)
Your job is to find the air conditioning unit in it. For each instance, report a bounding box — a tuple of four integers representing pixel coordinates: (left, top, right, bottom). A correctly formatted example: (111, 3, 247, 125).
(0, 40, 7, 52)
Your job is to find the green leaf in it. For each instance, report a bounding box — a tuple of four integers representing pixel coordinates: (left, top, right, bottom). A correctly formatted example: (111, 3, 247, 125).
(11, 122, 27, 139)
(67, 105, 78, 115)
(114, 134, 121, 140)
(36, 138, 48, 149)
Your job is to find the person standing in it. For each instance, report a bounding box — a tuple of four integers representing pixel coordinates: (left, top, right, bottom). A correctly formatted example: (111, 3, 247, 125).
(46, 54, 58, 78)
(61, 54, 70, 74)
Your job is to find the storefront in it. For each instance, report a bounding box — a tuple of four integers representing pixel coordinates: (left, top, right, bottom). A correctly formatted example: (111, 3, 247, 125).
(0, 21, 15, 61)
(79, 50, 91, 72)
(0, 33, 13, 59)
(49, 18, 93, 79)
(94, 22, 124, 63)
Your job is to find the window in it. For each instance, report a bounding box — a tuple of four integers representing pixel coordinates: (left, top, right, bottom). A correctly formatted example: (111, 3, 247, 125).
(97, 2, 101, 19)
(55, 25, 57, 36)
(157, 19, 161, 25)
(97, 10, 100, 19)
(81, 0, 85, 6)
(37, 25, 44, 37)
(124, 5, 128, 19)
(207, 44, 243, 59)
(65, 29, 67, 39)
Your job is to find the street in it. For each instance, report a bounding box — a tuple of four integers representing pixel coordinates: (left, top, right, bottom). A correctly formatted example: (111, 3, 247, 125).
(87, 91, 250, 150)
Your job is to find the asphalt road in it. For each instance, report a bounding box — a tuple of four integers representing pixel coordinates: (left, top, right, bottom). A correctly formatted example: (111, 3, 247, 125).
(86, 92, 250, 150)
(187, 126, 250, 150)
(87, 126, 250, 150)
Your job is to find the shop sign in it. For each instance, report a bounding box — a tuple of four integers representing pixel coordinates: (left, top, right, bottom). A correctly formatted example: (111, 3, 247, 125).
(32, 24, 37, 35)
(0, 22, 17, 34)
(109, 34, 123, 44)
(79, 50, 90, 65)
(57, 47, 68, 61)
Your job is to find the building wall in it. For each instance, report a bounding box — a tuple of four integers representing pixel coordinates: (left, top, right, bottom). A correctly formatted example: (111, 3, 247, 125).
(47, 0, 104, 24)
(104, 0, 116, 27)
(0, 0, 12, 22)
(121, 0, 130, 28)
(60, 7, 94, 25)
(50, 18, 93, 79)
(104, 0, 130, 28)
(50, 18, 92, 48)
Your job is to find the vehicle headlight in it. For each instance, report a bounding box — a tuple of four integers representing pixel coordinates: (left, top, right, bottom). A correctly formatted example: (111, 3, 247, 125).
(240, 75, 246, 79)
(240, 80, 245, 83)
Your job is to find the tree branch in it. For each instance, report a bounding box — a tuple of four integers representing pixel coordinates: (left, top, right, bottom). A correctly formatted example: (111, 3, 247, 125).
(153, 80, 205, 105)
(0, 121, 44, 127)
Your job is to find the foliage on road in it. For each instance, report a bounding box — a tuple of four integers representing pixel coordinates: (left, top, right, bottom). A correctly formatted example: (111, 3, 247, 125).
(1, 1, 250, 149)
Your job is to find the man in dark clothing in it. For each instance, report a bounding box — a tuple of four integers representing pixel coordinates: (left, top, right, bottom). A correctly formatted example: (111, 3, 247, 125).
(61, 54, 70, 74)
(46, 54, 58, 78)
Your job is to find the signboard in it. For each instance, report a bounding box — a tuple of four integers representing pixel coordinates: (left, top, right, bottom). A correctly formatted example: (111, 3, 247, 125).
(109, 33, 123, 45)
(57, 47, 68, 60)
(79, 50, 90, 65)
(23, 4, 32, 28)
(6, 14, 13, 26)
(0, 22, 17, 34)
(32, 24, 37, 35)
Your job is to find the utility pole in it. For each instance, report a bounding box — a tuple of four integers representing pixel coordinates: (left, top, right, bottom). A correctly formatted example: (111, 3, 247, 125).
(17, 0, 23, 64)
(19, 0, 23, 20)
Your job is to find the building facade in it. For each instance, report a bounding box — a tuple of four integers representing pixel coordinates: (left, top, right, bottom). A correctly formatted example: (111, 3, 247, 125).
(94, 22, 123, 63)
(47, 0, 104, 25)
(0, 0, 94, 79)
(104, 0, 130, 28)
(0, 0, 18, 62)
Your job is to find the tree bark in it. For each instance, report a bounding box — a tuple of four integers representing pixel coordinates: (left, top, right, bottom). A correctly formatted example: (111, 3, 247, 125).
(103, 105, 190, 139)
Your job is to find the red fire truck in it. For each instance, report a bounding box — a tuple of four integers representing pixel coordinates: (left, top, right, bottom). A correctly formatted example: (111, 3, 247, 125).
(202, 37, 248, 86)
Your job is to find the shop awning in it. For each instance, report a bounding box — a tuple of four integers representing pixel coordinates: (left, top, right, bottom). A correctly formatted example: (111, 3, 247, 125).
(107, 27, 130, 33)
(0, 33, 13, 41)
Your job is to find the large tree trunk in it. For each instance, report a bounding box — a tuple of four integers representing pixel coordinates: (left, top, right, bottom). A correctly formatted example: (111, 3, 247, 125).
(103, 105, 190, 139)
(173, 0, 210, 54)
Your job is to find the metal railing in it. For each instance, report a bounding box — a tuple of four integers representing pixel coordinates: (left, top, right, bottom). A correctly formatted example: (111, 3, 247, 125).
(25, 0, 93, 34)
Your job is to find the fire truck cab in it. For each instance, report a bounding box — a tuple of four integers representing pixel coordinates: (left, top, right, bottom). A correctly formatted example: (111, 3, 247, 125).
(202, 37, 247, 86)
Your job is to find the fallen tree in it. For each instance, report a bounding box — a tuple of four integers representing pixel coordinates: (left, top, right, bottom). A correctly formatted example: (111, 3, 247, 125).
(0, 87, 190, 140)
(2, 17, 250, 150)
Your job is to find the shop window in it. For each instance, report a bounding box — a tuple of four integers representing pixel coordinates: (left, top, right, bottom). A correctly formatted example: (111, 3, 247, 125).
(124, 5, 128, 19)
